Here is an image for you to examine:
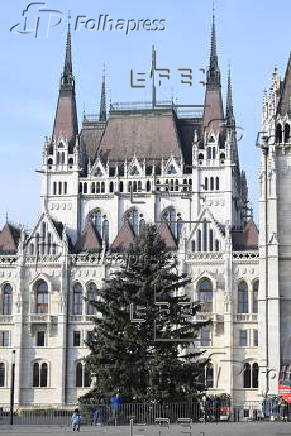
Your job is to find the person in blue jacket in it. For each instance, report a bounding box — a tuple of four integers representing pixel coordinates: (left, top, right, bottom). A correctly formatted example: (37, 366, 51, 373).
(71, 408, 82, 431)
(110, 393, 123, 423)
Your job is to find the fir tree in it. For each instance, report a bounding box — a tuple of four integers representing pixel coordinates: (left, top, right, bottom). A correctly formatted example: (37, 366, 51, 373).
(79, 224, 210, 403)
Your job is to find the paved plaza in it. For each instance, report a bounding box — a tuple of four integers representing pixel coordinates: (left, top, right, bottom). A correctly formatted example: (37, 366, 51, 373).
(1, 423, 291, 436)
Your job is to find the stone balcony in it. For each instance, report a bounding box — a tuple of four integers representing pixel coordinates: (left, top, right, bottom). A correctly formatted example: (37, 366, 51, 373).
(233, 313, 258, 323)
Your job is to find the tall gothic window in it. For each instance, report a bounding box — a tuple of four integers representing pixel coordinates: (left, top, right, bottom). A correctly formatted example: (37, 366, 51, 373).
(252, 280, 258, 313)
(125, 209, 139, 235)
(285, 124, 290, 143)
(72, 283, 83, 315)
(205, 364, 214, 388)
(86, 283, 97, 316)
(3, 284, 12, 315)
(238, 281, 248, 313)
(76, 362, 83, 388)
(243, 362, 258, 388)
(276, 124, 282, 143)
(198, 279, 213, 312)
(89, 209, 109, 247)
(0, 363, 5, 387)
(36, 281, 48, 314)
(33, 362, 48, 388)
(162, 207, 182, 240)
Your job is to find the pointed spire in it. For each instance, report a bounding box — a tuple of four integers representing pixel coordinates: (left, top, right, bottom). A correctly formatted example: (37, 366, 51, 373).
(99, 66, 107, 121)
(206, 9, 221, 88)
(225, 66, 235, 126)
(203, 9, 224, 133)
(277, 52, 291, 116)
(52, 14, 78, 144)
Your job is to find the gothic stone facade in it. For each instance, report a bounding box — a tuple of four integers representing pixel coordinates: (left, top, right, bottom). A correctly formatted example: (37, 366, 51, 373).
(1, 19, 286, 409)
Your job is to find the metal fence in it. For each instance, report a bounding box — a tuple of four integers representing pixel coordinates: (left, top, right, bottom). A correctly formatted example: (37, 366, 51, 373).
(1, 399, 291, 426)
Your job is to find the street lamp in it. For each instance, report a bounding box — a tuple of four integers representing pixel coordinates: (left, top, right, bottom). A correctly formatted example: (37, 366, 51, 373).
(10, 349, 15, 426)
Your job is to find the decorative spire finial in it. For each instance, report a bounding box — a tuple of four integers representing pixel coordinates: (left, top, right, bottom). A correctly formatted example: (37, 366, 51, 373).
(226, 65, 234, 125)
(99, 65, 107, 121)
(206, 6, 220, 88)
(5, 211, 8, 224)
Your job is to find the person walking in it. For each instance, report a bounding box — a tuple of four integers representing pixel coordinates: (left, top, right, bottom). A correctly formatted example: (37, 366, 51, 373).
(71, 408, 82, 432)
(110, 393, 123, 425)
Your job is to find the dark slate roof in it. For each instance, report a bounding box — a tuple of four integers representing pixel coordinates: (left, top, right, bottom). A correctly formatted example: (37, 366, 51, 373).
(75, 221, 102, 252)
(232, 221, 258, 251)
(80, 108, 203, 165)
(157, 223, 177, 250)
(277, 54, 291, 116)
(97, 109, 183, 162)
(51, 219, 64, 239)
(80, 120, 106, 162)
(111, 221, 135, 252)
(0, 223, 21, 254)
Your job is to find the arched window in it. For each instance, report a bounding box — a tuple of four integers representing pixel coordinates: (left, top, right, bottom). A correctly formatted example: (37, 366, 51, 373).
(219, 153, 225, 162)
(276, 124, 282, 143)
(76, 362, 83, 388)
(68, 157, 73, 165)
(126, 209, 139, 235)
(101, 182, 105, 193)
(84, 182, 87, 194)
(209, 230, 214, 251)
(215, 177, 219, 190)
(36, 281, 48, 314)
(285, 124, 290, 143)
(146, 180, 151, 192)
(40, 363, 48, 387)
(109, 181, 114, 193)
(243, 362, 258, 388)
(191, 240, 196, 252)
(72, 283, 82, 315)
(162, 207, 180, 239)
(90, 209, 102, 235)
(102, 220, 109, 248)
(238, 281, 248, 313)
(91, 182, 95, 194)
(252, 363, 259, 388)
(96, 182, 100, 193)
(0, 363, 5, 387)
(253, 281, 258, 313)
(215, 239, 219, 251)
(86, 283, 97, 316)
(205, 364, 214, 388)
(84, 364, 91, 388)
(58, 181, 62, 195)
(3, 284, 12, 315)
(197, 229, 202, 252)
(61, 152, 65, 164)
(212, 148, 216, 159)
(53, 182, 57, 195)
(64, 182, 67, 195)
(119, 181, 124, 192)
(33, 363, 39, 387)
(243, 363, 251, 388)
(210, 177, 214, 190)
(198, 153, 204, 161)
(79, 183, 82, 194)
(47, 158, 53, 166)
(204, 177, 208, 190)
(138, 181, 142, 192)
(198, 279, 213, 312)
(207, 147, 212, 159)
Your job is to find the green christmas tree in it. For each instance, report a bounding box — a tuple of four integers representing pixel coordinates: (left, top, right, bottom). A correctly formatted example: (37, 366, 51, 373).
(79, 224, 210, 403)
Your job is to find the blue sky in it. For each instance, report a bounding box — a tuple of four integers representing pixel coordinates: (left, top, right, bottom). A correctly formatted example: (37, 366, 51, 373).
(0, 0, 290, 230)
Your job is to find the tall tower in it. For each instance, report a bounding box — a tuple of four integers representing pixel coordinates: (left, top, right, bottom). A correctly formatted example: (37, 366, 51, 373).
(192, 13, 245, 229)
(258, 58, 291, 396)
(40, 23, 80, 244)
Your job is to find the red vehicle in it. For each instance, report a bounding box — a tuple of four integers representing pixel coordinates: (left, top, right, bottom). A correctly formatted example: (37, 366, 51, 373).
(219, 393, 231, 421)
(278, 369, 291, 403)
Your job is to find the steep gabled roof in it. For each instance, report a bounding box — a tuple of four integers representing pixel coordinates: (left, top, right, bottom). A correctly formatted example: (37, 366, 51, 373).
(277, 54, 291, 116)
(75, 221, 102, 252)
(111, 221, 135, 252)
(0, 222, 21, 254)
(98, 109, 183, 161)
(157, 223, 177, 250)
(232, 221, 258, 251)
